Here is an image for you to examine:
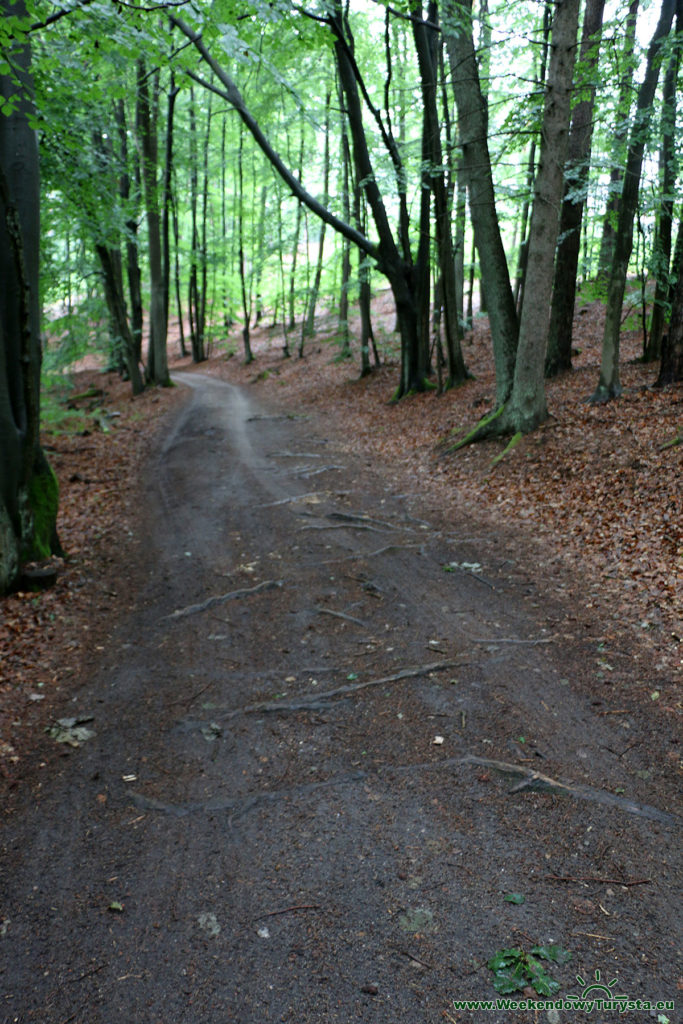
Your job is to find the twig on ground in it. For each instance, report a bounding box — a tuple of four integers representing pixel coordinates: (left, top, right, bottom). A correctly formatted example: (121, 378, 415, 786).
(253, 904, 320, 920)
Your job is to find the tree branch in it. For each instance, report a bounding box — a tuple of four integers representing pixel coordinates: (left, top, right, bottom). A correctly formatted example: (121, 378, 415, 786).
(170, 15, 378, 259)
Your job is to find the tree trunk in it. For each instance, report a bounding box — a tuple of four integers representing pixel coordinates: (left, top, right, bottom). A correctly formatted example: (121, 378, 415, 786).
(136, 60, 169, 386)
(657, 214, 683, 384)
(546, 0, 606, 377)
(646, 8, 680, 361)
(413, 0, 468, 389)
(237, 128, 253, 364)
(593, 0, 676, 402)
(500, 0, 580, 434)
(170, 184, 187, 357)
(162, 75, 179, 343)
(288, 124, 305, 332)
(114, 99, 144, 366)
(301, 91, 331, 351)
(597, 0, 640, 278)
(443, 0, 518, 404)
(95, 242, 144, 394)
(0, 2, 60, 593)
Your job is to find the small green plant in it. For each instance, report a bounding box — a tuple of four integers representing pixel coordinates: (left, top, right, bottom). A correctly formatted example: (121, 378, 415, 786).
(488, 944, 571, 997)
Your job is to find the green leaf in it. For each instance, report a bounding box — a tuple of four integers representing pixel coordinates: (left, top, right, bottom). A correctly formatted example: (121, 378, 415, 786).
(531, 944, 572, 964)
(503, 893, 525, 904)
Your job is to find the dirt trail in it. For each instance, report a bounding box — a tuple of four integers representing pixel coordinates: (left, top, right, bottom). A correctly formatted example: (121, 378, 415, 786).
(1, 375, 680, 1023)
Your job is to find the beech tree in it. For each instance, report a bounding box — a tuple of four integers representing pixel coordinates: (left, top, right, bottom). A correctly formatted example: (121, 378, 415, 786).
(0, 0, 60, 594)
(593, 0, 676, 402)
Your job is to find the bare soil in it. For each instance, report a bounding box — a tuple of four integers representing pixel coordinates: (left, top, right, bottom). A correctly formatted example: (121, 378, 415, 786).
(0, 297, 681, 1022)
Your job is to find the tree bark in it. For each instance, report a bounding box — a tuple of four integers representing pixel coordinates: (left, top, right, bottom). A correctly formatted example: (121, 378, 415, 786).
(0, 0, 60, 593)
(546, 0, 606, 376)
(646, 4, 681, 361)
(657, 216, 683, 384)
(136, 60, 169, 386)
(593, 0, 676, 402)
(500, 0, 580, 434)
(443, 0, 518, 404)
(114, 98, 144, 366)
(412, 0, 468, 389)
(597, 0, 640, 278)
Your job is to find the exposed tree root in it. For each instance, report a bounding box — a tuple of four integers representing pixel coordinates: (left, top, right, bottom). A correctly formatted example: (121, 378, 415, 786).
(490, 431, 522, 467)
(470, 636, 554, 645)
(314, 606, 367, 627)
(659, 432, 681, 451)
(296, 465, 344, 478)
(441, 403, 506, 453)
(459, 756, 678, 825)
(299, 522, 381, 532)
(326, 510, 398, 529)
(165, 579, 283, 620)
(131, 753, 678, 826)
(218, 660, 464, 719)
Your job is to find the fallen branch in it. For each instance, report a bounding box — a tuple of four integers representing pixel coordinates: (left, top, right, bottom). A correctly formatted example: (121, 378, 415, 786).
(165, 579, 283, 620)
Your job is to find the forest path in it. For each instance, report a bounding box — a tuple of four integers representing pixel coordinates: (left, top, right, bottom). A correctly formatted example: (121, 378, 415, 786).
(1, 373, 680, 1022)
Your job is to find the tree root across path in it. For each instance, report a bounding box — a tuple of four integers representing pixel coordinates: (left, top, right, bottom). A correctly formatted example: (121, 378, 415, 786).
(129, 754, 679, 827)
(213, 660, 465, 719)
(165, 579, 284, 620)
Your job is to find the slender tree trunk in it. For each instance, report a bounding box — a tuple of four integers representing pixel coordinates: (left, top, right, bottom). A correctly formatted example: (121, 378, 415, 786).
(198, 88, 212, 360)
(301, 91, 332, 350)
(114, 99, 143, 365)
(337, 89, 352, 358)
(237, 128, 253, 364)
(546, 0, 606, 376)
(413, 0, 468, 389)
(137, 60, 169, 386)
(162, 75, 179, 341)
(647, 7, 680, 361)
(220, 115, 233, 333)
(170, 184, 187, 357)
(594, 0, 676, 402)
(288, 124, 305, 331)
(597, 0, 640, 278)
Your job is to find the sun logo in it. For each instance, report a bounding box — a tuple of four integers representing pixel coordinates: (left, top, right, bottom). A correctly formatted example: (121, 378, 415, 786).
(572, 969, 625, 1001)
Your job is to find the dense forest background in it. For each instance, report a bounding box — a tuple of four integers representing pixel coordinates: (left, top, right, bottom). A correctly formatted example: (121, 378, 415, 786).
(1, 0, 682, 595)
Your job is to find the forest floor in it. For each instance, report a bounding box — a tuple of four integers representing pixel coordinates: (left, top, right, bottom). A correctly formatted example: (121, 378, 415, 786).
(0, 292, 681, 1021)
